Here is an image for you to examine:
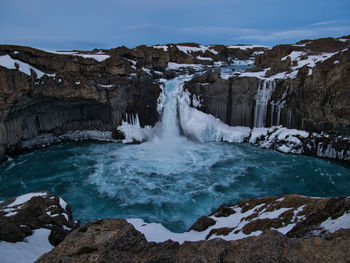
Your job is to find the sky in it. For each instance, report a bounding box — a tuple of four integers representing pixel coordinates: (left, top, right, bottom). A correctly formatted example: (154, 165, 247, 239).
(0, 0, 350, 50)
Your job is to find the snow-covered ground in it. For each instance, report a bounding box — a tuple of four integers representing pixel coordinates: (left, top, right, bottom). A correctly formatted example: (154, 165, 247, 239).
(0, 192, 75, 263)
(128, 196, 350, 244)
(0, 229, 53, 263)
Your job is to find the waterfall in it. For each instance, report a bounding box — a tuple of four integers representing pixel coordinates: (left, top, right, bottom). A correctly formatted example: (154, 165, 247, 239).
(118, 75, 251, 144)
(253, 79, 275, 128)
(159, 78, 183, 140)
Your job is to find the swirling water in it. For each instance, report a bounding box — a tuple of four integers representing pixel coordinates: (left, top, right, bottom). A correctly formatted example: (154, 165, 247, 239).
(0, 77, 349, 232)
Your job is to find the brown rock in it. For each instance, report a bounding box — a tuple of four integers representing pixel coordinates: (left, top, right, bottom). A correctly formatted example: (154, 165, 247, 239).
(188, 216, 216, 232)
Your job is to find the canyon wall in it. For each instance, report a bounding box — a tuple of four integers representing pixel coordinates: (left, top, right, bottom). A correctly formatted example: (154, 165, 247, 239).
(185, 37, 350, 136)
(0, 37, 349, 161)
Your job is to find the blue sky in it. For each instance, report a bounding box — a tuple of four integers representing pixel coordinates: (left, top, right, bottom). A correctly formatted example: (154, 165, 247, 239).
(1, 0, 350, 50)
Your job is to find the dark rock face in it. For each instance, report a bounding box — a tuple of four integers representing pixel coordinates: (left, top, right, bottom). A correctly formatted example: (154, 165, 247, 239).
(37, 218, 350, 263)
(185, 72, 259, 127)
(0, 192, 78, 246)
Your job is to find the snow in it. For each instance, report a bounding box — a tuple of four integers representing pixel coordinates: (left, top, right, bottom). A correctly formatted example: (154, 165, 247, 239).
(59, 130, 113, 142)
(278, 145, 292, 153)
(320, 212, 350, 233)
(8, 192, 47, 207)
(59, 198, 68, 210)
(154, 70, 163, 75)
(281, 51, 338, 77)
(97, 84, 114, 88)
(128, 205, 260, 244)
(166, 62, 205, 71)
(192, 94, 201, 108)
(142, 67, 152, 75)
(0, 228, 53, 263)
(281, 51, 305, 61)
(117, 114, 155, 143)
(124, 58, 137, 65)
(196, 56, 213, 61)
(257, 207, 291, 219)
(231, 59, 254, 65)
(227, 45, 269, 50)
(128, 204, 297, 244)
(176, 45, 218, 55)
(239, 68, 270, 78)
(276, 128, 309, 140)
(45, 50, 110, 62)
(153, 45, 168, 51)
(249, 128, 268, 143)
(178, 89, 251, 143)
(0, 55, 46, 78)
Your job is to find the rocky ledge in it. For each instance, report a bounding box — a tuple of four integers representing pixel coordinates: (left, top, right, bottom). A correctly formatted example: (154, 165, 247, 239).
(35, 194, 350, 263)
(0, 192, 78, 246)
(2, 192, 349, 262)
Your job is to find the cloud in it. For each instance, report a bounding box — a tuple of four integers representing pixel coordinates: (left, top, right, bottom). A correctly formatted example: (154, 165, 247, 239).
(237, 24, 350, 43)
(309, 20, 341, 27)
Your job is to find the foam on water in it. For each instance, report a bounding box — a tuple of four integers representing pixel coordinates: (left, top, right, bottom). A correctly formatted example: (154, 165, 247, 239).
(1, 141, 349, 232)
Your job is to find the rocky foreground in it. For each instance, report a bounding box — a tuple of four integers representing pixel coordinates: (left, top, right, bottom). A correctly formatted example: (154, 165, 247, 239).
(1, 192, 349, 262)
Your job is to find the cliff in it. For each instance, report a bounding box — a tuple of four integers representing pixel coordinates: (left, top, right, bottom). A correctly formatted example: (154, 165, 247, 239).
(0, 37, 350, 162)
(0, 43, 263, 161)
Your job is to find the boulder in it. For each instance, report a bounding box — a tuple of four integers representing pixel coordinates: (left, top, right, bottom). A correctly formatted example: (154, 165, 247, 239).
(0, 192, 78, 246)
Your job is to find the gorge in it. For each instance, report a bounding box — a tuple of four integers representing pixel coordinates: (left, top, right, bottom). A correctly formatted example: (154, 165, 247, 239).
(0, 36, 350, 262)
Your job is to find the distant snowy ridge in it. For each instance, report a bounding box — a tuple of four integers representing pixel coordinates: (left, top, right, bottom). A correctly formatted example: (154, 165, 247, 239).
(44, 50, 110, 62)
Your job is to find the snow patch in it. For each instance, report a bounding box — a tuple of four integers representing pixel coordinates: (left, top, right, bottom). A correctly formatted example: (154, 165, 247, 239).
(176, 45, 218, 55)
(166, 62, 205, 71)
(45, 50, 110, 62)
(0, 55, 48, 78)
(320, 212, 350, 233)
(227, 45, 269, 50)
(196, 56, 213, 61)
(0, 228, 53, 263)
(8, 192, 47, 207)
(153, 45, 168, 51)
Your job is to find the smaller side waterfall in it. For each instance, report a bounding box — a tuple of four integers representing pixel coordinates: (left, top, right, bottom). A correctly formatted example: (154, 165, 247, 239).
(253, 79, 275, 128)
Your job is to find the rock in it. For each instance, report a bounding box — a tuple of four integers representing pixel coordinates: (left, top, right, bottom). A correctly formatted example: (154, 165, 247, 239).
(0, 145, 5, 162)
(0, 191, 78, 245)
(37, 219, 180, 263)
(37, 218, 350, 263)
(188, 216, 216, 231)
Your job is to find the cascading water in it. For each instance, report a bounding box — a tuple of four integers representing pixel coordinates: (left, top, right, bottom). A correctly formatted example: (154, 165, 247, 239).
(158, 78, 184, 140)
(253, 79, 275, 128)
